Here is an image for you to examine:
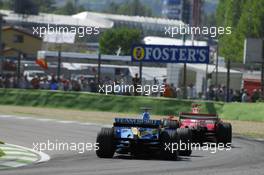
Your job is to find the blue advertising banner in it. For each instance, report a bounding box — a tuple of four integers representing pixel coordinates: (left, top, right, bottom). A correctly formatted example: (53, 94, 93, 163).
(131, 44, 209, 64)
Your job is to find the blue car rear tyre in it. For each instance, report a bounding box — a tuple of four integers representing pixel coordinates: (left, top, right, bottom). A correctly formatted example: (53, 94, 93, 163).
(96, 128, 116, 158)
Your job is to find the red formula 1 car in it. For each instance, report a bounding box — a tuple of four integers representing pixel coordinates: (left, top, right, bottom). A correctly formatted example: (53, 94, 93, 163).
(178, 104, 232, 145)
(163, 104, 232, 145)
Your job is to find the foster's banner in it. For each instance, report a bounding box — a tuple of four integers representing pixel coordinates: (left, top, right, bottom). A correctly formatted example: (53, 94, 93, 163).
(131, 44, 209, 64)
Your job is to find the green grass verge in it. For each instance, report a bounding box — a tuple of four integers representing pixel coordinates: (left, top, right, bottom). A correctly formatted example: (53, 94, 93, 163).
(0, 88, 263, 122)
(0, 149, 5, 157)
(221, 103, 264, 122)
(0, 88, 223, 115)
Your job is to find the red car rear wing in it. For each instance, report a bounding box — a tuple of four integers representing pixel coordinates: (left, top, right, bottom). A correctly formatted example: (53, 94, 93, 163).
(179, 112, 218, 120)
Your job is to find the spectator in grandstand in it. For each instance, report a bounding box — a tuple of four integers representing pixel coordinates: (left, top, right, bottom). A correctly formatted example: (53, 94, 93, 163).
(20, 75, 30, 89)
(187, 83, 197, 99)
(42, 77, 50, 90)
(241, 89, 249, 102)
(0, 76, 4, 88)
(89, 79, 97, 93)
(71, 80, 81, 91)
(228, 89, 234, 102)
(31, 76, 40, 89)
(251, 89, 260, 102)
(2, 75, 10, 88)
(207, 85, 215, 100)
(132, 73, 140, 96)
(170, 83, 177, 98)
(62, 79, 70, 91)
(163, 79, 171, 97)
(50, 75, 58, 90)
(151, 77, 159, 96)
(176, 87, 182, 99)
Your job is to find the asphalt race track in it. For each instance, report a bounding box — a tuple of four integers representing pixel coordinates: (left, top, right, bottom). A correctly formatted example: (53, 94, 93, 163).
(0, 115, 264, 175)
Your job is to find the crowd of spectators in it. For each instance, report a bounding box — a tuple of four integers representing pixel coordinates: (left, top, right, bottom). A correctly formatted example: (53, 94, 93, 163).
(158, 79, 262, 103)
(0, 73, 262, 103)
(206, 85, 262, 102)
(0, 74, 98, 92)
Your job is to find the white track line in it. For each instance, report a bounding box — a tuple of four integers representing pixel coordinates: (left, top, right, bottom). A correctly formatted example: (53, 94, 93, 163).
(1, 156, 38, 162)
(0, 143, 50, 169)
(0, 162, 27, 168)
(0, 151, 36, 157)
(5, 144, 50, 163)
(0, 114, 111, 127)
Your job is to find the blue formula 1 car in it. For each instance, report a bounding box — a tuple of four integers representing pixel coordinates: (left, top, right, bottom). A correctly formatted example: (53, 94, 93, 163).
(96, 109, 192, 160)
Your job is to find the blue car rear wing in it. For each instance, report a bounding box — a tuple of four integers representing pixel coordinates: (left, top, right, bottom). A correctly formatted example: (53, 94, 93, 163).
(114, 118, 161, 128)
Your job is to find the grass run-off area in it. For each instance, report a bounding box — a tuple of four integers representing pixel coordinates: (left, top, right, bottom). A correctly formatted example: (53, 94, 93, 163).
(0, 140, 4, 158)
(0, 88, 263, 122)
(0, 146, 4, 157)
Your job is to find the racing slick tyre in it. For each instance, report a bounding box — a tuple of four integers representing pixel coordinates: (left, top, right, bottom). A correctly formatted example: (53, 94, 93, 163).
(96, 128, 116, 158)
(216, 122, 232, 146)
(160, 130, 179, 160)
(177, 128, 192, 156)
(224, 123, 232, 144)
(162, 119, 179, 129)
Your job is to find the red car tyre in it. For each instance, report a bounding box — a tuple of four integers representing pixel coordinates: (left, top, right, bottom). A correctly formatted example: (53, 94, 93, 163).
(216, 123, 232, 146)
